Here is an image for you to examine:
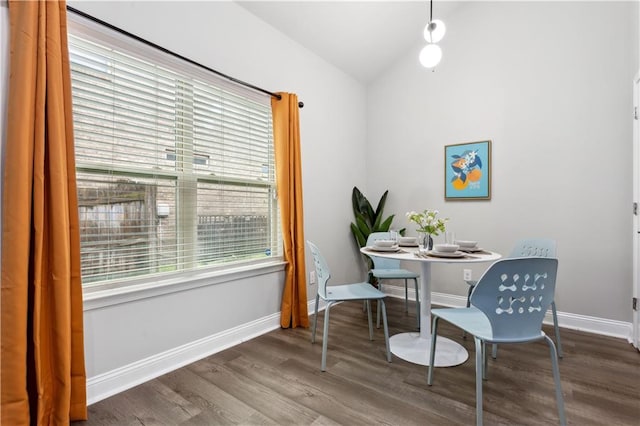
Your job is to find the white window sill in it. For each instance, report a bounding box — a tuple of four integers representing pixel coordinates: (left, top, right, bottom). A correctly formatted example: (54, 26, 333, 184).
(82, 259, 287, 311)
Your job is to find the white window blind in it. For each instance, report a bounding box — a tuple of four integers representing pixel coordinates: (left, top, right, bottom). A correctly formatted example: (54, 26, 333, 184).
(68, 21, 281, 287)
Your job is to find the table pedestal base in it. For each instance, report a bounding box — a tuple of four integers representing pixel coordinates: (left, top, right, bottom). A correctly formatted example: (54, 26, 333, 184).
(390, 332, 468, 367)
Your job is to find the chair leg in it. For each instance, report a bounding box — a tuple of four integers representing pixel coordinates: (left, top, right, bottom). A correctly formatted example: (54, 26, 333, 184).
(482, 341, 488, 380)
(366, 300, 374, 340)
(404, 279, 409, 312)
(463, 284, 473, 339)
(413, 278, 420, 329)
(545, 335, 567, 425)
(321, 301, 334, 371)
(474, 337, 484, 426)
(427, 316, 440, 385)
(374, 279, 383, 329)
(311, 294, 320, 343)
(491, 344, 498, 359)
(551, 301, 563, 358)
(379, 299, 392, 362)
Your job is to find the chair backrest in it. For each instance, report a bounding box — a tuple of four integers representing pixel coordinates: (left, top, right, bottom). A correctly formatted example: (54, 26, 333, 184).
(470, 257, 558, 342)
(509, 238, 556, 258)
(365, 232, 401, 270)
(307, 241, 331, 299)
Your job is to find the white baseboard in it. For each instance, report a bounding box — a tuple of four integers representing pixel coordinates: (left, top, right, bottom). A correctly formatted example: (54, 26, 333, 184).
(87, 299, 325, 405)
(87, 290, 631, 405)
(380, 284, 633, 341)
(87, 312, 282, 405)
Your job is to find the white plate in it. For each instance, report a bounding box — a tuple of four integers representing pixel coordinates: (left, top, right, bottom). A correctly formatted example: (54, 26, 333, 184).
(459, 247, 484, 253)
(373, 240, 396, 248)
(368, 245, 400, 252)
(399, 243, 419, 247)
(427, 250, 465, 258)
(455, 240, 479, 248)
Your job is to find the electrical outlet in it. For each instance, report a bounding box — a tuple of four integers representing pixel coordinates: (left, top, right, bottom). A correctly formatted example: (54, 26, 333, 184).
(463, 269, 472, 282)
(309, 271, 316, 285)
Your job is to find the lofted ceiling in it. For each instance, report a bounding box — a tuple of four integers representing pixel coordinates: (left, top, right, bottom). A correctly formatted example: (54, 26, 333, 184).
(237, 1, 461, 84)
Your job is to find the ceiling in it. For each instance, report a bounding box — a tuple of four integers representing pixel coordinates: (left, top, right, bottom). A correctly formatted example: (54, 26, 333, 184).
(237, 1, 461, 84)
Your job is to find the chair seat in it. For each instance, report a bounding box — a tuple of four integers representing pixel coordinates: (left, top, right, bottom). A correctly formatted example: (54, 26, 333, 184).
(370, 268, 419, 279)
(323, 282, 386, 302)
(432, 307, 545, 344)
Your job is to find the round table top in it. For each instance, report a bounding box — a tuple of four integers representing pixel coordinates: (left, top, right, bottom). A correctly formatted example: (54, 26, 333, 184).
(360, 245, 501, 264)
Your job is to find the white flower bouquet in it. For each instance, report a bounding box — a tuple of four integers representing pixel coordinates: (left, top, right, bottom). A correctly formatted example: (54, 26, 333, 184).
(406, 209, 448, 236)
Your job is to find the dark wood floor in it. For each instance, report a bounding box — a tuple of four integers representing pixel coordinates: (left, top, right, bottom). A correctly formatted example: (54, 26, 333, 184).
(75, 298, 640, 425)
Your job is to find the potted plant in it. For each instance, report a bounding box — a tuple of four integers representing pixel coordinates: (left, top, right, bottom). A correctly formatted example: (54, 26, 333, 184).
(350, 187, 404, 274)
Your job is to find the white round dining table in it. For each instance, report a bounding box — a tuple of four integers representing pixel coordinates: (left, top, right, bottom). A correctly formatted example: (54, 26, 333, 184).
(361, 245, 501, 367)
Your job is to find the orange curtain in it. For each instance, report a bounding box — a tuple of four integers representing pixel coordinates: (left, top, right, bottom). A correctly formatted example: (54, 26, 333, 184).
(272, 93, 309, 328)
(1, 1, 87, 424)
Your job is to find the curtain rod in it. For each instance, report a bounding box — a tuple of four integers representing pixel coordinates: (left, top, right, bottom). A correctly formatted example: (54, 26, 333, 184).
(66, 6, 304, 108)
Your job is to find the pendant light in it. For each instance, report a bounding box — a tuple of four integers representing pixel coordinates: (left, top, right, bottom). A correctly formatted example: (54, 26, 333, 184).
(424, 19, 446, 43)
(419, 44, 442, 68)
(419, 0, 445, 69)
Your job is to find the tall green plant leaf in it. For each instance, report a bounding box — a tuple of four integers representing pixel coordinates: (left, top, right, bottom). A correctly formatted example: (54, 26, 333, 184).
(379, 215, 395, 231)
(372, 211, 383, 230)
(350, 223, 367, 247)
(355, 214, 370, 237)
(352, 186, 375, 226)
(374, 191, 388, 223)
(351, 186, 363, 215)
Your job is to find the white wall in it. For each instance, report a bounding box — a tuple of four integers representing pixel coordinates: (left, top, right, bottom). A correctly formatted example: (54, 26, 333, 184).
(63, 0, 368, 400)
(368, 1, 639, 323)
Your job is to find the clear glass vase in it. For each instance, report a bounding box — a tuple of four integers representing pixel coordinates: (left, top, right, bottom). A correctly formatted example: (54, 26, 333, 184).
(421, 233, 434, 250)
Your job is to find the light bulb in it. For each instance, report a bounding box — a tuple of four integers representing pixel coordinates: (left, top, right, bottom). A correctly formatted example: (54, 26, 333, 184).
(419, 44, 442, 68)
(423, 19, 446, 43)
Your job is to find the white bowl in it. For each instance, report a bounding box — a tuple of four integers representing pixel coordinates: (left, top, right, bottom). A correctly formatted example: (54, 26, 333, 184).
(434, 243, 459, 253)
(399, 236, 417, 245)
(455, 240, 478, 249)
(373, 239, 396, 248)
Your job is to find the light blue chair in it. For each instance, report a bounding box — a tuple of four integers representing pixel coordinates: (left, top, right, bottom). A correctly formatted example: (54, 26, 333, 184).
(429, 257, 566, 426)
(366, 232, 420, 329)
(464, 238, 563, 358)
(308, 240, 392, 371)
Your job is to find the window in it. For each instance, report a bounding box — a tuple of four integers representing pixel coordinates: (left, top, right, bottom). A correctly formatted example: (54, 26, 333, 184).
(68, 17, 282, 288)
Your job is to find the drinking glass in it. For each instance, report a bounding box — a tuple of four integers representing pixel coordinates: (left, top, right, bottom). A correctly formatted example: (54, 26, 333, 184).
(445, 231, 456, 245)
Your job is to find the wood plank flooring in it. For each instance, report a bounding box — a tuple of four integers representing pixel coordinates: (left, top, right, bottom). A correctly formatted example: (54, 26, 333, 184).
(74, 298, 640, 425)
